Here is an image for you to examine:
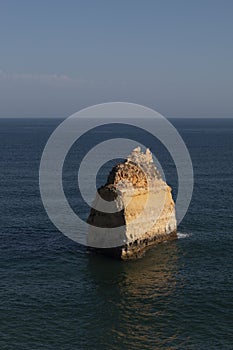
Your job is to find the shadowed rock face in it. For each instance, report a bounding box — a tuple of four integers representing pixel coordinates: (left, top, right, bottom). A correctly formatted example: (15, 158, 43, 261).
(87, 147, 177, 259)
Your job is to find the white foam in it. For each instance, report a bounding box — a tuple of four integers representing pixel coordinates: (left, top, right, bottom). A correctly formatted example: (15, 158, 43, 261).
(177, 232, 192, 239)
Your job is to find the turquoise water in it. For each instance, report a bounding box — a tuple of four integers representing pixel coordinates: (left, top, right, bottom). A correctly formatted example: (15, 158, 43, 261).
(0, 118, 232, 349)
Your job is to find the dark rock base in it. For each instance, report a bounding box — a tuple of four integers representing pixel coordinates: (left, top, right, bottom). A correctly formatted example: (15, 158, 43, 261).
(87, 230, 177, 260)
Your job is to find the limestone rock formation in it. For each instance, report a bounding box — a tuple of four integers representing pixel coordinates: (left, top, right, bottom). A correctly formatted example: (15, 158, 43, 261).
(87, 147, 177, 259)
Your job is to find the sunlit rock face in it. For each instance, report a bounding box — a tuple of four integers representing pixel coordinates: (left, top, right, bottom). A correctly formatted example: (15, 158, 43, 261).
(87, 147, 177, 259)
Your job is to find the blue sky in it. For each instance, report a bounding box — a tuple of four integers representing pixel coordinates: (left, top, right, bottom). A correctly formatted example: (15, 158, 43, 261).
(0, 0, 232, 117)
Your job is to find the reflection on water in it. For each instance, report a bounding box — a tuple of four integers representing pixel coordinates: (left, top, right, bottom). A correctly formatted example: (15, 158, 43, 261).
(87, 242, 191, 349)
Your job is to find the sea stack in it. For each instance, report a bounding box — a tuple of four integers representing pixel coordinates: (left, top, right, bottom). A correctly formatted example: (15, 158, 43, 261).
(87, 147, 177, 259)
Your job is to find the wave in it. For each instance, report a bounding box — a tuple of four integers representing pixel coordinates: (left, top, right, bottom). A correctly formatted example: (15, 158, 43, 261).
(177, 232, 192, 239)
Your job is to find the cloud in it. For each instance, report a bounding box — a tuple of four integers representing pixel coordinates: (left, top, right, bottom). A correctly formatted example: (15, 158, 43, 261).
(0, 69, 85, 87)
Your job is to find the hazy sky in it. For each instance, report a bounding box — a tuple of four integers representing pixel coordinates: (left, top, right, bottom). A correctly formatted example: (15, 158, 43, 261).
(0, 0, 232, 117)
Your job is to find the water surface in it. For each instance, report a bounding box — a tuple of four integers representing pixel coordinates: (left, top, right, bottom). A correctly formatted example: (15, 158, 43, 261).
(0, 118, 232, 349)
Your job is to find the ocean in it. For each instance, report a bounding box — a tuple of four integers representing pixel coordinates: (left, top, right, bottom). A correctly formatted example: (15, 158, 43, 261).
(0, 117, 232, 349)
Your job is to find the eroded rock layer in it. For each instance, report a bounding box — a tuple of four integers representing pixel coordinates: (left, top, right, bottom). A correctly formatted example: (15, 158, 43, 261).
(87, 147, 177, 259)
